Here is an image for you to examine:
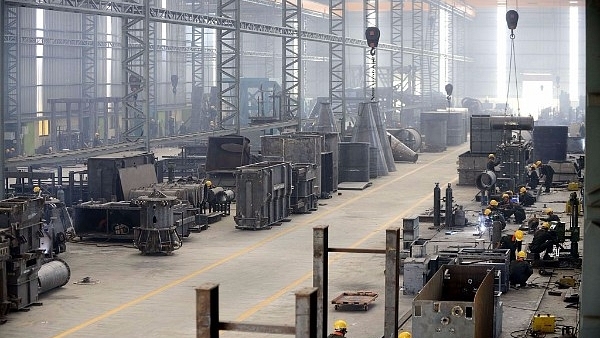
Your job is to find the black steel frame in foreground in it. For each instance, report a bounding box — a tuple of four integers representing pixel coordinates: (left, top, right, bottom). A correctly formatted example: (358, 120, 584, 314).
(313, 225, 401, 338)
(195, 283, 317, 338)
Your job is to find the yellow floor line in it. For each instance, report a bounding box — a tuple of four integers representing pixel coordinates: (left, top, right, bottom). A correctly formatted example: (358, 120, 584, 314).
(54, 146, 465, 337)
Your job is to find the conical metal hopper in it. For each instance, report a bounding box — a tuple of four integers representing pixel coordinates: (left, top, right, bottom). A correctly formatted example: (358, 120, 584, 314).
(370, 102, 397, 172)
(313, 102, 338, 133)
(352, 102, 388, 176)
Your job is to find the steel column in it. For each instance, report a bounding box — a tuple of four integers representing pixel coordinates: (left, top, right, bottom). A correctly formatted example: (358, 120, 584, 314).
(391, 0, 404, 127)
(582, 3, 600, 335)
(81, 14, 97, 99)
(329, 0, 346, 137)
(364, 0, 378, 100)
(313, 225, 328, 338)
(384, 228, 401, 338)
(282, 0, 302, 128)
(190, 0, 205, 132)
(5, 6, 19, 155)
(217, 0, 241, 133)
(0, 0, 4, 198)
(196, 283, 219, 338)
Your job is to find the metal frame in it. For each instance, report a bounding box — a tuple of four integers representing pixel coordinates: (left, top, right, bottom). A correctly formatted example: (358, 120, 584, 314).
(364, 0, 378, 101)
(282, 0, 302, 127)
(329, 0, 345, 136)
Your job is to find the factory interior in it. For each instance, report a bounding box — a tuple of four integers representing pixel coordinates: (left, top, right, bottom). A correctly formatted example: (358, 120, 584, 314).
(0, 0, 599, 337)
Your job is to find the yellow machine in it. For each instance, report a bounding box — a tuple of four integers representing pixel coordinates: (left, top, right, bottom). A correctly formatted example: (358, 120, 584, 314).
(531, 314, 556, 333)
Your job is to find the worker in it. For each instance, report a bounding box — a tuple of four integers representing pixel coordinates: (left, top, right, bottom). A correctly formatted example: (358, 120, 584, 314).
(536, 160, 555, 193)
(499, 193, 526, 224)
(487, 199, 506, 229)
(527, 164, 539, 189)
(510, 251, 533, 288)
(540, 208, 561, 223)
(202, 180, 214, 213)
(328, 319, 348, 337)
(529, 222, 558, 260)
(399, 332, 412, 338)
(518, 186, 535, 207)
(33, 186, 42, 197)
(487, 153, 501, 171)
(498, 230, 523, 261)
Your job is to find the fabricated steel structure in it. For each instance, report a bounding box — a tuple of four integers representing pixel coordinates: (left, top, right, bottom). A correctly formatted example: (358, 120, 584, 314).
(412, 264, 497, 338)
(132, 190, 182, 255)
(234, 161, 292, 230)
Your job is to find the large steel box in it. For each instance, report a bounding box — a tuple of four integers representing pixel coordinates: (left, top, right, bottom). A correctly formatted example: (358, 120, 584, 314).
(403, 257, 430, 295)
(205, 135, 251, 172)
(412, 265, 495, 338)
(457, 248, 511, 293)
(261, 134, 322, 195)
(87, 151, 157, 201)
(403, 216, 420, 250)
(457, 151, 489, 186)
(234, 162, 292, 230)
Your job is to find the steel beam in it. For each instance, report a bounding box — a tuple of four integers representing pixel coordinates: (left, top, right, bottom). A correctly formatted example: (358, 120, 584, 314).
(217, 0, 240, 133)
(329, 0, 345, 137)
(364, 0, 378, 100)
(81, 14, 97, 99)
(282, 0, 302, 127)
(391, 0, 404, 126)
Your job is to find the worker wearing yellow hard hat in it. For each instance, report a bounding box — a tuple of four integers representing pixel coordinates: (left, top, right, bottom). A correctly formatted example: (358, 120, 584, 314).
(328, 319, 348, 337)
(399, 332, 412, 338)
(510, 250, 533, 288)
(498, 229, 525, 261)
(518, 186, 535, 207)
(530, 221, 558, 261)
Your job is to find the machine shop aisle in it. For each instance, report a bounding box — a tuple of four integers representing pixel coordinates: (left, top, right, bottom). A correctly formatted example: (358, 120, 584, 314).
(1, 142, 579, 338)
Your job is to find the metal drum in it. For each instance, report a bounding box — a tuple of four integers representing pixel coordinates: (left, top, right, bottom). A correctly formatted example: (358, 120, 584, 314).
(420, 112, 447, 152)
(38, 259, 71, 294)
(132, 191, 181, 254)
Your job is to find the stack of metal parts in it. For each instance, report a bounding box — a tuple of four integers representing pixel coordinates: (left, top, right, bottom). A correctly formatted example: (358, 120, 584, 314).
(132, 190, 182, 255)
(457, 248, 511, 293)
(290, 163, 318, 214)
(0, 197, 45, 311)
(261, 133, 323, 196)
(234, 162, 292, 230)
(412, 265, 498, 338)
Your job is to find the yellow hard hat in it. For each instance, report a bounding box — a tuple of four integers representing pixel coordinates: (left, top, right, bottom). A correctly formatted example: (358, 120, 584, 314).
(517, 251, 527, 259)
(536, 160, 542, 167)
(514, 230, 524, 241)
(490, 200, 499, 207)
(542, 222, 550, 229)
(545, 208, 553, 214)
(399, 332, 412, 338)
(484, 208, 492, 216)
(334, 319, 347, 331)
(205, 180, 212, 186)
(502, 193, 509, 199)
(488, 153, 495, 159)
(33, 186, 41, 193)
(519, 187, 527, 194)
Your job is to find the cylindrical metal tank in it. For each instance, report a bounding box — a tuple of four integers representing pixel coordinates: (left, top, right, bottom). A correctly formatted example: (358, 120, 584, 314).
(420, 112, 447, 152)
(490, 116, 534, 130)
(38, 259, 71, 294)
(446, 111, 466, 146)
(338, 142, 370, 183)
(388, 128, 422, 152)
(533, 126, 568, 162)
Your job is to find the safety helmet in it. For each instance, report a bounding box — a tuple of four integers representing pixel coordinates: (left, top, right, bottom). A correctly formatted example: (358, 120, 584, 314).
(33, 186, 41, 193)
(545, 208, 553, 214)
(484, 208, 492, 216)
(333, 319, 348, 331)
(502, 193, 509, 199)
(520, 187, 527, 194)
(542, 222, 550, 229)
(535, 160, 542, 167)
(205, 180, 212, 186)
(490, 200, 499, 207)
(399, 332, 412, 338)
(517, 251, 527, 259)
(514, 230, 524, 241)
(488, 154, 495, 159)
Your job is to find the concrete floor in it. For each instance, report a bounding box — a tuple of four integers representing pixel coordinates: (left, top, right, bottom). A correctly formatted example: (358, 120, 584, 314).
(0, 142, 582, 337)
